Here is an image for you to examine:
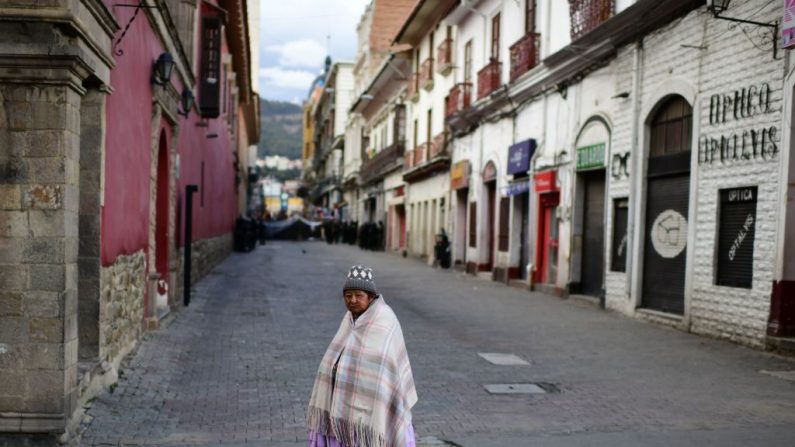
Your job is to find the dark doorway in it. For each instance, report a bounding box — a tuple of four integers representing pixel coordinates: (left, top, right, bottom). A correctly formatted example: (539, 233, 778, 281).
(155, 132, 170, 278)
(485, 180, 496, 270)
(580, 170, 606, 296)
(518, 192, 530, 279)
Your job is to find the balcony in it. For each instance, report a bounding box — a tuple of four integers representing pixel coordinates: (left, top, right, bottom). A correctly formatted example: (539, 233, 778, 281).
(403, 137, 451, 183)
(429, 132, 448, 159)
(446, 83, 472, 117)
(477, 59, 502, 100)
(360, 142, 405, 184)
(509, 33, 541, 83)
(569, 0, 615, 41)
(419, 58, 434, 91)
(404, 149, 414, 169)
(413, 142, 428, 166)
(437, 38, 453, 75)
(407, 72, 420, 102)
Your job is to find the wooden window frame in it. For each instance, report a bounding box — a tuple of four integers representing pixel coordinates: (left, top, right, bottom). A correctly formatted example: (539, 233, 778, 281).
(491, 13, 501, 60)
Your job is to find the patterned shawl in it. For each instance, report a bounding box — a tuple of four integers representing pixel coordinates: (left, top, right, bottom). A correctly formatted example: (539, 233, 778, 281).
(308, 296, 417, 447)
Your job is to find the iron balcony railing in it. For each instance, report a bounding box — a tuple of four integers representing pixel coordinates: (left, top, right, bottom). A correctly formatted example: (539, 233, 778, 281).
(437, 38, 454, 75)
(407, 72, 420, 102)
(446, 82, 472, 117)
(569, 0, 615, 41)
(509, 32, 541, 82)
(419, 57, 434, 91)
(477, 59, 502, 100)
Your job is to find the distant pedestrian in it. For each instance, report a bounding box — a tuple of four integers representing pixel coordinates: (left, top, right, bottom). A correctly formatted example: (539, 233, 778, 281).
(307, 266, 417, 447)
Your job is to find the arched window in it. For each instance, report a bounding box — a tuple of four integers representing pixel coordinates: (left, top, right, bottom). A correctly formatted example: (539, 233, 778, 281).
(649, 96, 692, 158)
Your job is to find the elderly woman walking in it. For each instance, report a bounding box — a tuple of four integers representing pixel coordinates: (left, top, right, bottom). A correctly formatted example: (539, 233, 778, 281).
(307, 265, 417, 447)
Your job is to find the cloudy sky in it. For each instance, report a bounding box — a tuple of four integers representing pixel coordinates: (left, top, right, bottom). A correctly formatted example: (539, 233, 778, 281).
(258, 0, 371, 103)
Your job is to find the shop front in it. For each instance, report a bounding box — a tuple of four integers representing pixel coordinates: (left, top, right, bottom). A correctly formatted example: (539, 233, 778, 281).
(496, 139, 535, 282)
(451, 160, 471, 267)
(533, 170, 560, 287)
(571, 119, 609, 298)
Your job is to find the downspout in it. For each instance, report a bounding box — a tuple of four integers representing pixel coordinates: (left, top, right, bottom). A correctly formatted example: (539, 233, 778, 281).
(626, 40, 643, 303)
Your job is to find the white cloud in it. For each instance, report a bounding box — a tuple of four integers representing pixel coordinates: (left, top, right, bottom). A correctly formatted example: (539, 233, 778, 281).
(259, 67, 317, 90)
(266, 39, 327, 68)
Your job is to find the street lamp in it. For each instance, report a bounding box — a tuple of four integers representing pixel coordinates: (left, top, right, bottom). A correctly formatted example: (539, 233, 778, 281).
(178, 88, 194, 118)
(706, 0, 731, 16)
(152, 53, 175, 86)
(706, 0, 779, 59)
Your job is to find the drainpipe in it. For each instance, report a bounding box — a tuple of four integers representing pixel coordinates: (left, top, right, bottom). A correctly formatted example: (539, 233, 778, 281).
(626, 41, 643, 303)
(461, 0, 489, 65)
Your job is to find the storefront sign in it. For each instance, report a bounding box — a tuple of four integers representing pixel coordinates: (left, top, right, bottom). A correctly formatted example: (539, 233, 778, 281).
(576, 143, 606, 170)
(534, 170, 556, 193)
(450, 160, 470, 190)
(716, 186, 757, 288)
(507, 139, 536, 175)
(199, 16, 222, 118)
(502, 179, 531, 197)
(699, 83, 779, 164)
(784, 0, 795, 49)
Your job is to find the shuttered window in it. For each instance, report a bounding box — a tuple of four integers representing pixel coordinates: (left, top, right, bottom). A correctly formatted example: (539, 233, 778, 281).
(491, 13, 501, 60)
(716, 187, 757, 288)
(498, 197, 510, 252)
(469, 202, 477, 247)
(611, 198, 628, 272)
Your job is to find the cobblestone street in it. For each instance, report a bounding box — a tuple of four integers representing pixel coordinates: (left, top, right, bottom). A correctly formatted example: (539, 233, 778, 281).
(80, 242, 795, 446)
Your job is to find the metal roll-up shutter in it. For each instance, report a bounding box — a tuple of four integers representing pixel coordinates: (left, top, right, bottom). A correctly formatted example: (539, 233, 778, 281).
(642, 171, 690, 315)
(716, 187, 757, 288)
(581, 170, 606, 297)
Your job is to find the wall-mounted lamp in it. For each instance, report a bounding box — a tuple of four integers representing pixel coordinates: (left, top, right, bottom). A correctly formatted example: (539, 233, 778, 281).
(706, 0, 779, 59)
(152, 53, 175, 86)
(178, 89, 194, 117)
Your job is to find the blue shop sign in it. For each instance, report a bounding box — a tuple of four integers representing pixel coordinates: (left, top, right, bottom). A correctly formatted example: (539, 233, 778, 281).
(507, 139, 536, 175)
(502, 179, 531, 197)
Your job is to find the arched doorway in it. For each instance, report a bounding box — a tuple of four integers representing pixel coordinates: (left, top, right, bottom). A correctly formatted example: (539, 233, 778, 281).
(574, 118, 610, 297)
(641, 96, 692, 314)
(154, 131, 170, 311)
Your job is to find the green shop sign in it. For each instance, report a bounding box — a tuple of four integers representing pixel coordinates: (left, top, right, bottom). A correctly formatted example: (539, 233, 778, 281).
(576, 143, 606, 170)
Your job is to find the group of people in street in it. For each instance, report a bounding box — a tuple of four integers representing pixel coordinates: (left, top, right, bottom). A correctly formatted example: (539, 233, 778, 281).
(322, 220, 385, 251)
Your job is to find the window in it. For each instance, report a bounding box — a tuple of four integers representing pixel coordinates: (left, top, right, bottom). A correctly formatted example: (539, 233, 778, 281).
(464, 40, 473, 83)
(526, 0, 537, 34)
(498, 197, 510, 251)
(491, 13, 501, 60)
(469, 202, 477, 247)
(200, 161, 205, 207)
(426, 109, 432, 144)
(413, 119, 418, 149)
(611, 198, 628, 272)
(649, 96, 692, 158)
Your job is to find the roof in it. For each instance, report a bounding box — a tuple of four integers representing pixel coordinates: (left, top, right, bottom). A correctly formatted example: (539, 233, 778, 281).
(392, 0, 458, 46)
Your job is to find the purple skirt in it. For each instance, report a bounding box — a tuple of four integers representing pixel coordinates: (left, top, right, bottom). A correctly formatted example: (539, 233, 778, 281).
(308, 424, 416, 447)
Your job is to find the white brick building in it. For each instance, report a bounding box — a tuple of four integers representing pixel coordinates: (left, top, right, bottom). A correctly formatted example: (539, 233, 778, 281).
(445, 0, 791, 348)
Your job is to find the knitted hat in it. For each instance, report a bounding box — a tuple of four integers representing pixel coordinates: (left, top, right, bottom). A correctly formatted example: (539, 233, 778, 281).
(343, 265, 378, 295)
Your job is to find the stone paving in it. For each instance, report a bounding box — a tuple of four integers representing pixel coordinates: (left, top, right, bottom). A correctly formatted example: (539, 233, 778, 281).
(79, 241, 795, 446)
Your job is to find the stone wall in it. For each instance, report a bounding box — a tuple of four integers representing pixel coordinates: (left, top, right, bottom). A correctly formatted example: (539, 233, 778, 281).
(99, 251, 145, 366)
(172, 233, 233, 307)
(0, 82, 82, 433)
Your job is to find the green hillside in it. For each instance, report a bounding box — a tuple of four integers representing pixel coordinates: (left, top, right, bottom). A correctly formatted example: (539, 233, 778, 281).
(258, 98, 303, 159)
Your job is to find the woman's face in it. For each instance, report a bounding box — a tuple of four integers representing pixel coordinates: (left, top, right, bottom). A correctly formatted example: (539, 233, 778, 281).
(344, 289, 374, 317)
